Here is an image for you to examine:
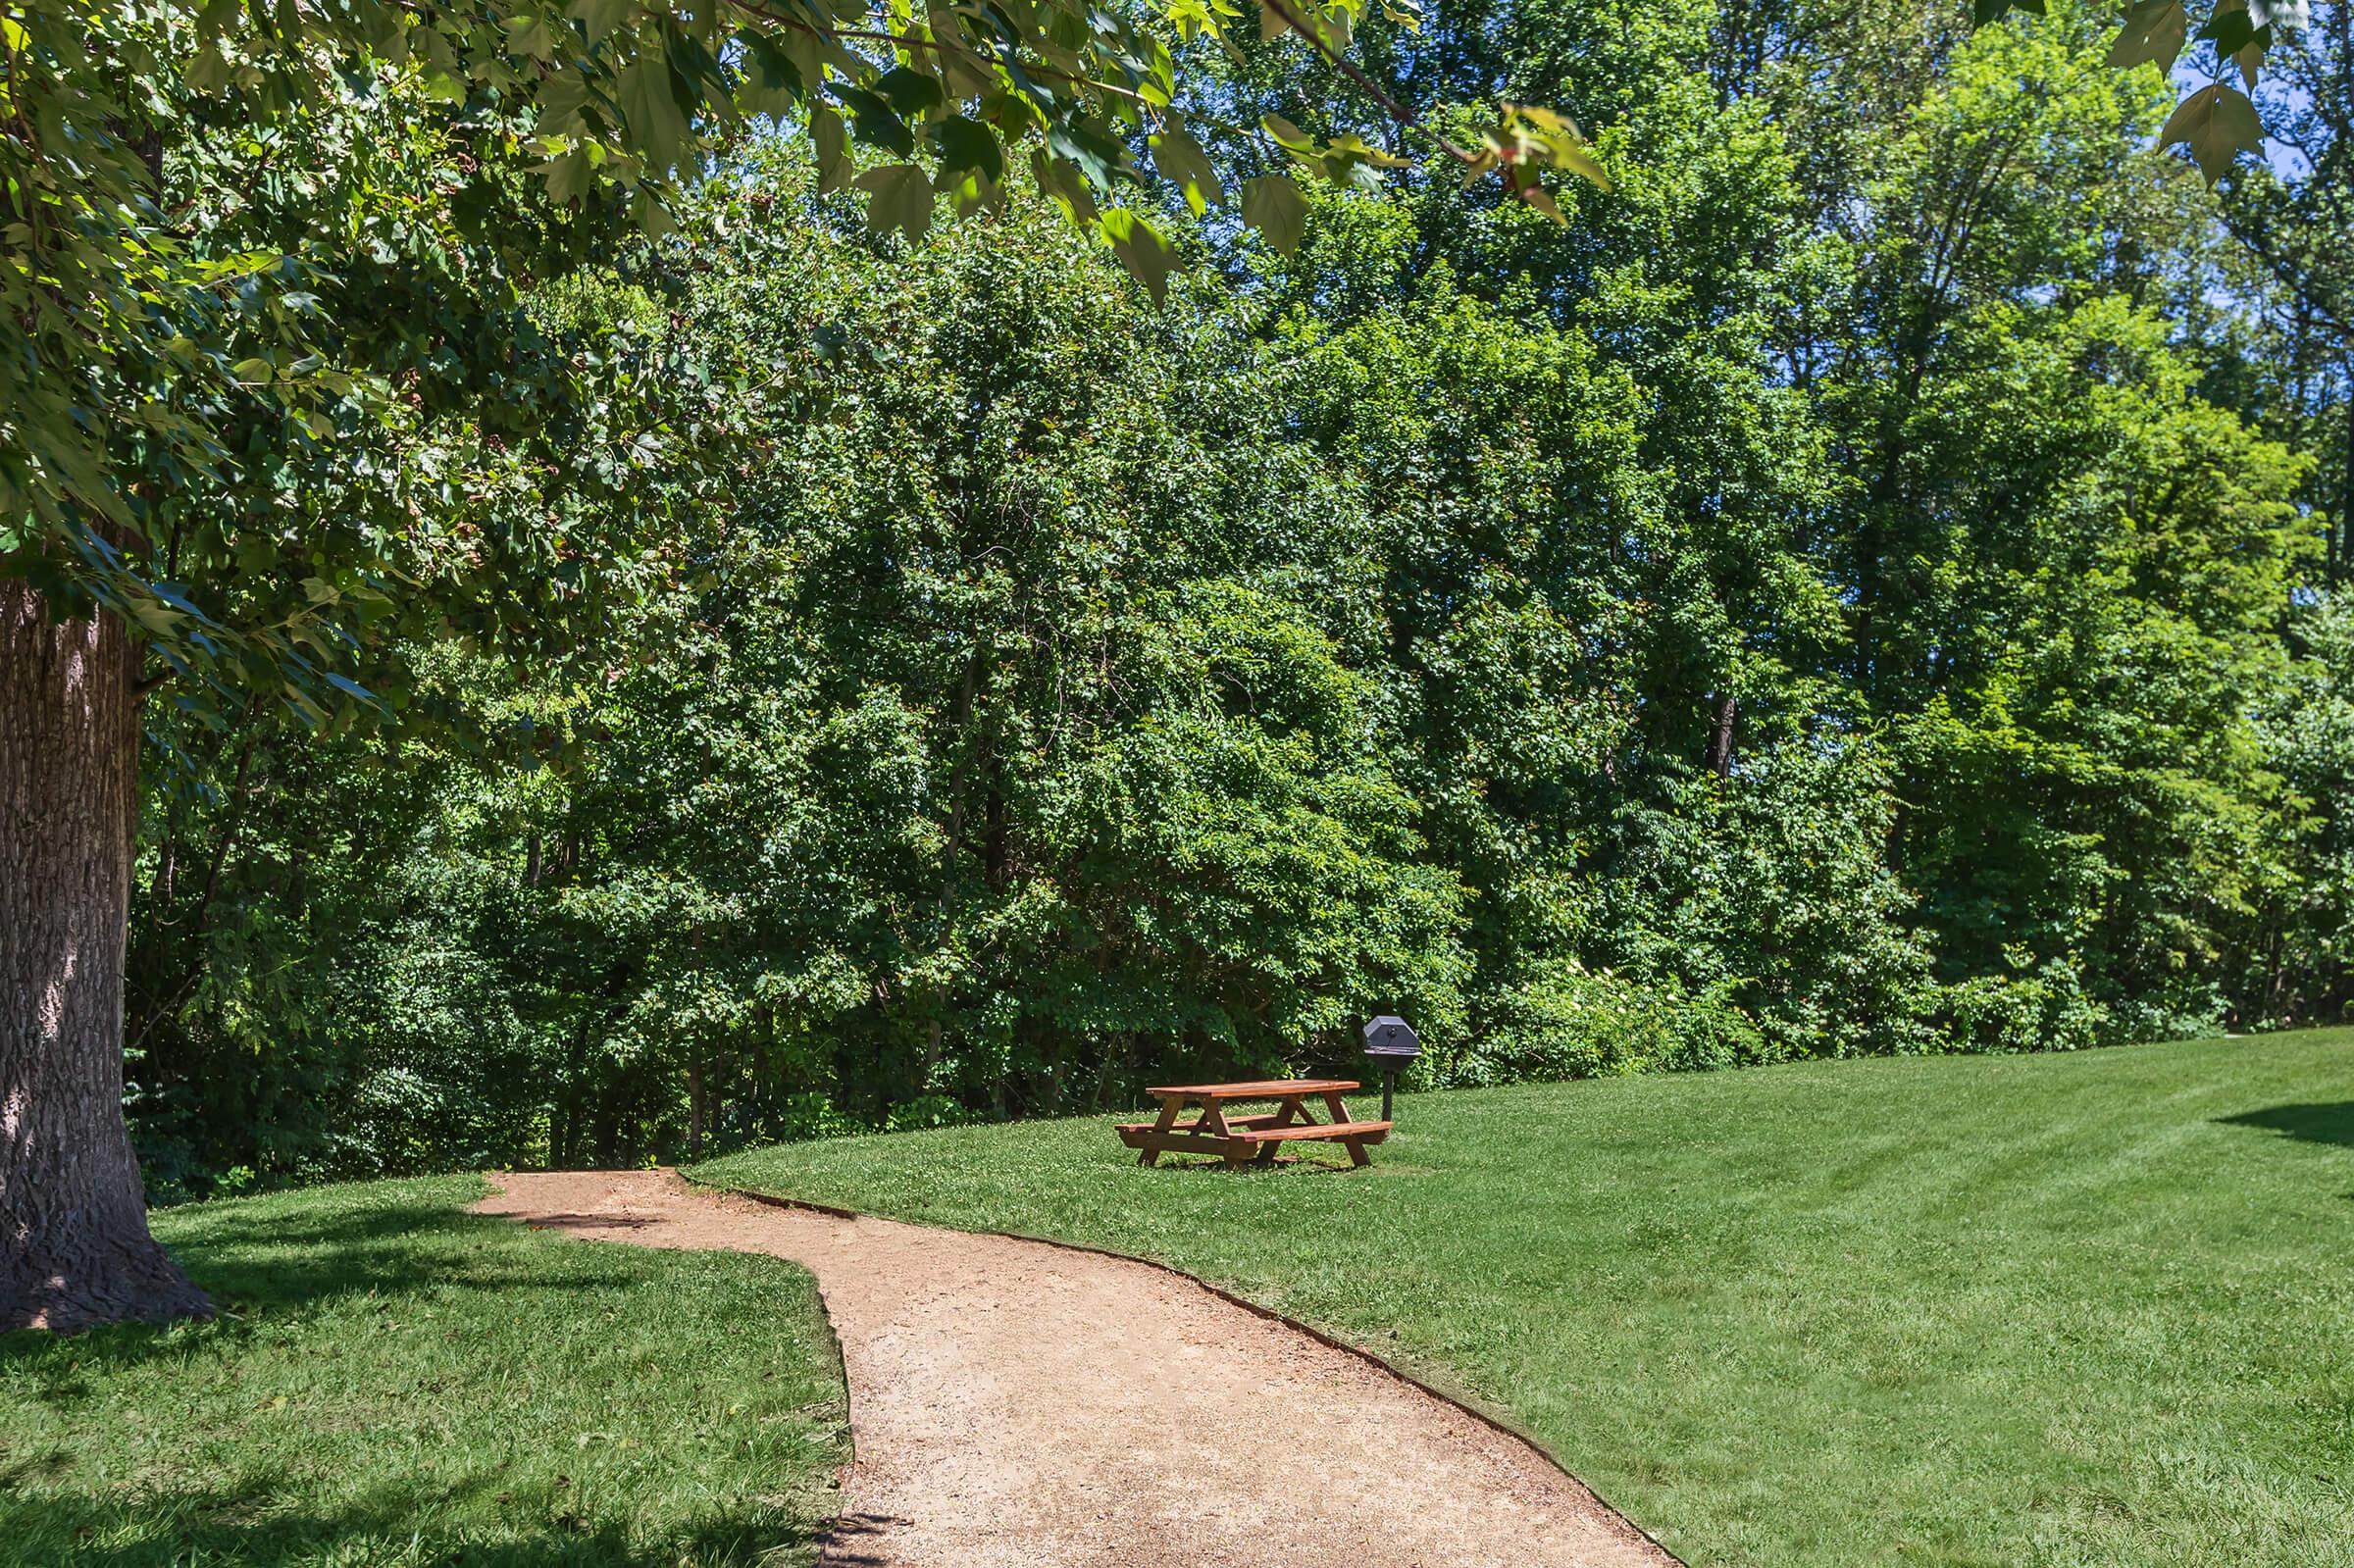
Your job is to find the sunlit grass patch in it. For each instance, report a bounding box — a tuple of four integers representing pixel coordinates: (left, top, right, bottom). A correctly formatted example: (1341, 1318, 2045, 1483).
(698, 1031, 2354, 1568)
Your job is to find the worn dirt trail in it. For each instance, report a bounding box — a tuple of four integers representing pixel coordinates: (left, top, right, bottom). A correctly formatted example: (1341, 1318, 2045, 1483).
(480, 1169, 1676, 1568)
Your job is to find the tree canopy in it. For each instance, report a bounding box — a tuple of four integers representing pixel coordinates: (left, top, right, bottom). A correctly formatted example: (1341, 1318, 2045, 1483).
(4, 0, 2352, 1325)
(111, 6, 2354, 1186)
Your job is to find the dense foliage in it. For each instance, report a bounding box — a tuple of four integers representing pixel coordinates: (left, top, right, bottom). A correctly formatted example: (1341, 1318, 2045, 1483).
(107, 0, 2353, 1195)
(2, 0, 1593, 690)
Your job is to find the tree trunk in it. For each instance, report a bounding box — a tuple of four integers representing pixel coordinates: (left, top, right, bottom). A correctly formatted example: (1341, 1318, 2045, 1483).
(2336, 369, 2352, 586)
(1, 582, 209, 1331)
(1704, 692, 1738, 781)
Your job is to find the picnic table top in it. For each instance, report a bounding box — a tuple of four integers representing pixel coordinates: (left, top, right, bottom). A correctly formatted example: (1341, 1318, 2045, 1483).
(1144, 1078, 1359, 1100)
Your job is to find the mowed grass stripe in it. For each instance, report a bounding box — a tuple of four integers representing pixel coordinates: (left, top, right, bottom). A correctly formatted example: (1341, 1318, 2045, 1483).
(695, 1031, 2354, 1568)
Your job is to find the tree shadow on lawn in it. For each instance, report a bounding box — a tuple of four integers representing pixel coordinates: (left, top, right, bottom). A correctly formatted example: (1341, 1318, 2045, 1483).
(0, 1477, 826, 1568)
(0, 1196, 834, 1566)
(0, 1198, 648, 1376)
(2217, 1101, 2354, 1152)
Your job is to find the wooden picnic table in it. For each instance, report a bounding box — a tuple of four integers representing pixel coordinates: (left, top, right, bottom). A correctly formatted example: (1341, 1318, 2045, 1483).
(1116, 1079, 1392, 1169)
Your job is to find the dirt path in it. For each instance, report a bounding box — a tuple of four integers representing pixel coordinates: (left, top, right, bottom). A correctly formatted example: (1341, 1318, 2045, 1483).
(480, 1170, 1677, 1568)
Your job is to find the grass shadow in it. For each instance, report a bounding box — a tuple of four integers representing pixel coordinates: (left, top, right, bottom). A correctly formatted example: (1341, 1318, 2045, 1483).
(1143, 1153, 1365, 1175)
(0, 1478, 828, 1568)
(14, 1196, 711, 1377)
(0, 1190, 641, 1375)
(2216, 1101, 2354, 1151)
(816, 1511, 915, 1568)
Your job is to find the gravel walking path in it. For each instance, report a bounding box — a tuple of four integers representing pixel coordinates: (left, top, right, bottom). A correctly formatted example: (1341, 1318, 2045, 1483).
(480, 1169, 1675, 1568)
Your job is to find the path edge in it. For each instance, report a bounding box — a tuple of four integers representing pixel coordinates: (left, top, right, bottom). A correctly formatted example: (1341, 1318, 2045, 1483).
(480, 1170, 867, 1556)
(690, 1173, 1687, 1567)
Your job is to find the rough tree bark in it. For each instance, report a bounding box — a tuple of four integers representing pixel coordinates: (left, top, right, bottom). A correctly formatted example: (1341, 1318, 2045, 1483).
(1, 581, 210, 1331)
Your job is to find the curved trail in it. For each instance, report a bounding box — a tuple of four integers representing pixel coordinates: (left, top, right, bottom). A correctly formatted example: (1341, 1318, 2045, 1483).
(480, 1170, 1676, 1568)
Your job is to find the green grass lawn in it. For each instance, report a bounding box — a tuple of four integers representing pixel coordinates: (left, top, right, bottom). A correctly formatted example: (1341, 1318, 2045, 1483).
(0, 1176, 846, 1568)
(696, 1030, 2354, 1568)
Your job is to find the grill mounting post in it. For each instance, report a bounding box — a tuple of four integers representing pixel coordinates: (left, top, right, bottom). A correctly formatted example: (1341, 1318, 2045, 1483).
(1360, 1015, 1419, 1124)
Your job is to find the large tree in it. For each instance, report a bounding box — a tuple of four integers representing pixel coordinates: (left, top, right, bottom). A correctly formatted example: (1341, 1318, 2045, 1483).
(3, 3, 683, 1329)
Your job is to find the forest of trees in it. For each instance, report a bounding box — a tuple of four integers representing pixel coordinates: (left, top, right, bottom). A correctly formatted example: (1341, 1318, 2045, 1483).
(18, 0, 2351, 1206)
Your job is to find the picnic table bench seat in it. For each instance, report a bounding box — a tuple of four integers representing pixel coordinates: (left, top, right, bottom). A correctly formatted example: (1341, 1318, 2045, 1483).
(1235, 1120, 1392, 1143)
(1116, 1078, 1392, 1168)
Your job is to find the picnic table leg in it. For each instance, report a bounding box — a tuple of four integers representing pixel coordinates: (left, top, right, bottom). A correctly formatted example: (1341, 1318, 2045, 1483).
(1139, 1095, 1184, 1167)
(1188, 1102, 1252, 1169)
(1322, 1089, 1373, 1166)
(1251, 1094, 1305, 1164)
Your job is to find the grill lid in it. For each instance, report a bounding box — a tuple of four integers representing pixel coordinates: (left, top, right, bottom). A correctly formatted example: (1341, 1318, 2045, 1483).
(1360, 1015, 1420, 1062)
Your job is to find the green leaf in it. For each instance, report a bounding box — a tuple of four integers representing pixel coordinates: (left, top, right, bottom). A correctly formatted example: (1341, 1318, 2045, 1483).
(543, 148, 594, 205)
(2108, 0, 2186, 68)
(1307, 3, 1352, 52)
(1315, 130, 1410, 189)
(1495, 102, 1610, 190)
(617, 53, 691, 176)
(740, 28, 806, 117)
(927, 5, 997, 97)
(834, 85, 915, 157)
(2159, 82, 2262, 185)
(940, 168, 1003, 219)
(363, 4, 412, 64)
(2235, 35, 2267, 87)
(184, 46, 233, 93)
(323, 672, 381, 706)
(1046, 122, 1128, 190)
(1262, 113, 1314, 154)
(1100, 209, 1174, 304)
(1553, 141, 1609, 189)
(1032, 149, 1101, 228)
(504, 14, 557, 61)
(853, 164, 935, 244)
(570, 0, 636, 44)
(1255, 0, 1353, 49)
(2197, 2, 2268, 61)
(873, 66, 945, 120)
(935, 116, 1004, 183)
(1150, 121, 1224, 216)
(812, 108, 852, 192)
(1516, 178, 1566, 228)
(537, 69, 591, 137)
(1241, 175, 1308, 254)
